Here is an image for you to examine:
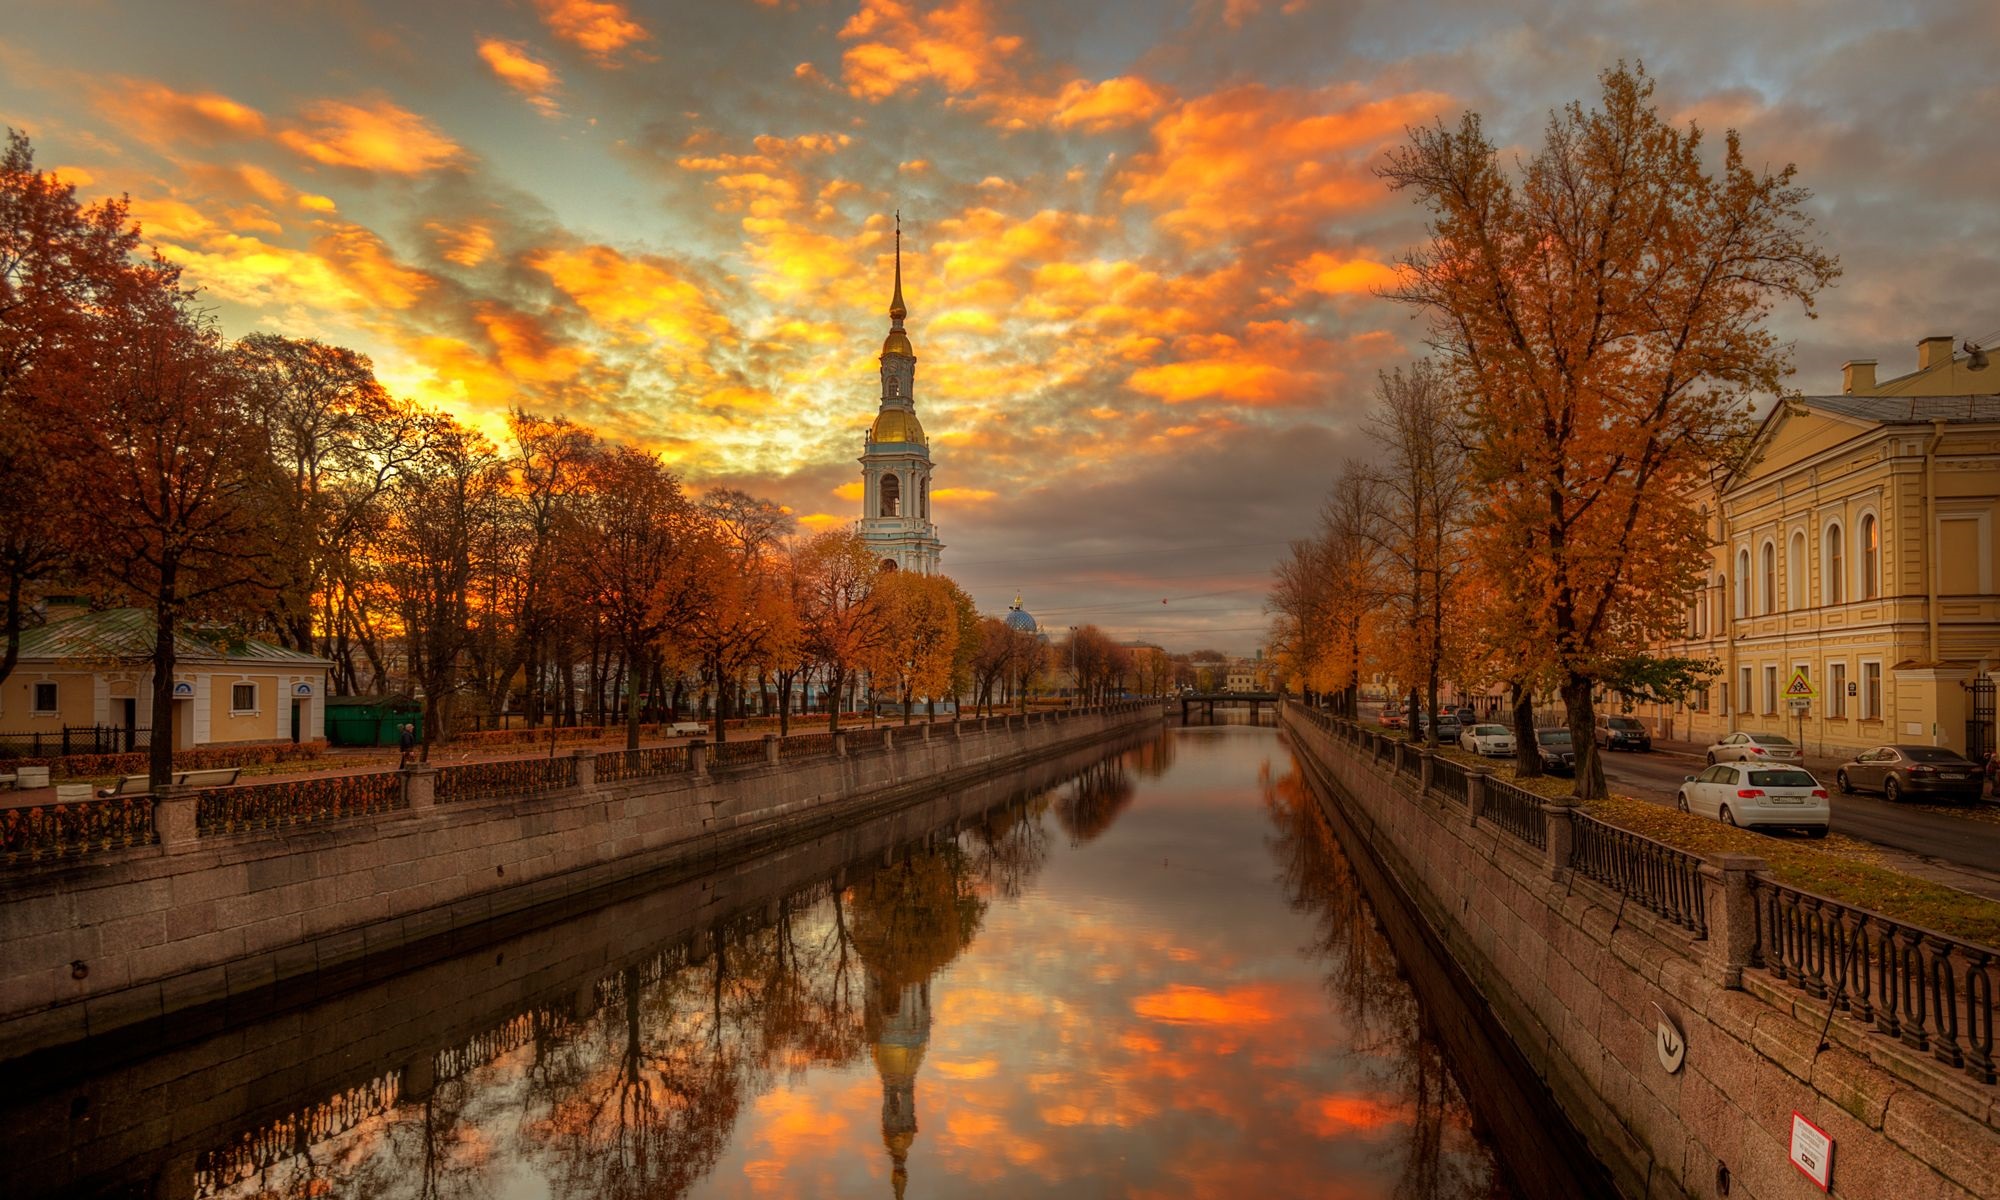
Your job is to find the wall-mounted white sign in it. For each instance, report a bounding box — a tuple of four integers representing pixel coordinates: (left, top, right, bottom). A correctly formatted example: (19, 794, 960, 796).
(1789, 1111, 1832, 1191)
(1651, 1003, 1685, 1074)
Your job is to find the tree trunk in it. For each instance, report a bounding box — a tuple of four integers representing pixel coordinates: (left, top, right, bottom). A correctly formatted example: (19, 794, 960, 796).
(827, 667, 844, 733)
(1511, 682, 1540, 777)
(147, 580, 180, 787)
(1563, 673, 1603, 800)
(624, 641, 642, 750)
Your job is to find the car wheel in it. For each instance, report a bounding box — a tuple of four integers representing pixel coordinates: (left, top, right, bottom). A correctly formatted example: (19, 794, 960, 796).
(1720, 805, 1738, 827)
(1705, 752, 1716, 765)
(1835, 770, 1852, 795)
(1806, 826, 1828, 839)
(1676, 792, 1689, 813)
(1885, 777, 1900, 804)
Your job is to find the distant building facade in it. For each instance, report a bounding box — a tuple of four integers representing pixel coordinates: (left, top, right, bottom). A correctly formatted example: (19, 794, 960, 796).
(1633, 334, 2000, 758)
(857, 219, 944, 574)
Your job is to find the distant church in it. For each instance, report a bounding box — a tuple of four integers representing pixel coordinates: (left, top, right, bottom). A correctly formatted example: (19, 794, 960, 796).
(856, 218, 944, 574)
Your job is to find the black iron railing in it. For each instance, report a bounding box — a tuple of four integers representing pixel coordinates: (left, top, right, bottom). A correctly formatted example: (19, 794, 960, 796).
(711, 738, 769, 768)
(436, 755, 577, 804)
(0, 795, 158, 864)
(1753, 879, 1996, 1084)
(198, 772, 405, 834)
(1430, 755, 1469, 804)
(0, 725, 149, 758)
(1572, 813, 1707, 936)
(1479, 777, 1547, 850)
(782, 731, 835, 759)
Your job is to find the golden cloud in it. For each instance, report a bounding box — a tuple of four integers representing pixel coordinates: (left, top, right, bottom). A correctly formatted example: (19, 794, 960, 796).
(427, 220, 496, 267)
(95, 80, 267, 143)
(280, 97, 466, 174)
(1287, 249, 1403, 297)
(838, 0, 1023, 102)
(535, 0, 650, 63)
(478, 38, 563, 117)
(531, 243, 729, 350)
(1126, 321, 1325, 406)
(1050, 75, 1169, 132)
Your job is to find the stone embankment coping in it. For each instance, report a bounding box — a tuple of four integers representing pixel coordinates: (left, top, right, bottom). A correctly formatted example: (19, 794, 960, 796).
(1285, 701, 2000, 1200)
(0, 702, 1162, 1061)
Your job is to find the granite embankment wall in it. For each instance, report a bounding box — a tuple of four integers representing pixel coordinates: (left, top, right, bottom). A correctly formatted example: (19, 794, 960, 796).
(0, 704, 1160, 1061)
(1284, 704, 2000, 1200)
(2, 731, 1139, 1200)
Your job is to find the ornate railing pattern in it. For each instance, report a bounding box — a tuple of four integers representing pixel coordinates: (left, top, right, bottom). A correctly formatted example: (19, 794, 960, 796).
(0, 796, 158, 864)
(783, 731, 835, 759)
(435, 1005, 578, 1084)
(845, 728, 887, 752)
(1479, 777, 1548, 850)
(436, 755, 577, 804)
(1572, 813, 1707, 936)
(1753, 879, 1996, 1084)
(191, 1072, 402, 1198)
(197, 772, 405, 835)
(1430, 755, 1469, 804)
(594, 745, 690, 783)
(711, 738, 769, 768)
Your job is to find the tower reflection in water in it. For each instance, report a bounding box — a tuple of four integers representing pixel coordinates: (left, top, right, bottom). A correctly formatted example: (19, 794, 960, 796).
(26, 732, 1521, 1199)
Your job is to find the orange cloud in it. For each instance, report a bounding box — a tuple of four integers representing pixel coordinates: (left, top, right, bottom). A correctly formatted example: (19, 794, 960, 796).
(535, 0, 650, 63)
(1287, 250, 1403, 297)
(427, 220, 496, 267)
(1131, 983, 1281, 1025)
(1126, 321, 1327, 407)
(478, 38, 563, 116)
(313, 223, 437, 310)
(1121, 83, 1451, 241)
(1051, 76, 1170, 132)
(95, 80, 268, 144)
(531, 243, 729, 350)
(838, 0, 1023, 102)
(280, 97, 465, 173)
(831, 481, 865, 501)
(1302, 1093, 1408, 1137)
(475, 305, 590, 383)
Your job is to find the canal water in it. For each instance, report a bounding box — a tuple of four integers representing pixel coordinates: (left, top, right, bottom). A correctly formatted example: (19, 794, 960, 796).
(5, 718, 1556, 1198)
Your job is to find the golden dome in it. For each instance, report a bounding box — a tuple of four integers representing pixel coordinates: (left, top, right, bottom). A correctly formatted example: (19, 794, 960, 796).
(871, 408, 924, 444)
(882, 329, 913, 357)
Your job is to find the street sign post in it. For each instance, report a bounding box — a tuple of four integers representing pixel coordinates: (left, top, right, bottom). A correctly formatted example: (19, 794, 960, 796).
(1783, 669, 1816, 751)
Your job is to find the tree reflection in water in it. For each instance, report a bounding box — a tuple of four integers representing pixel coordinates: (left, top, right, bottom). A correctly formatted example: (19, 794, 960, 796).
(1263, 757, 1513, 1200)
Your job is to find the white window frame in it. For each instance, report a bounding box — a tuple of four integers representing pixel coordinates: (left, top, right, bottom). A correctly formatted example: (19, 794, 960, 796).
(1762, 664, 1778, 715)
(1823, 522, 1844, 605)
(1859, 659, 1883, 720)
(1734, 548, 1751, 618)
(1857, 510, 1881, 600)
(31, 680, 58, 717)
(1739, 666, 1753, 717)
(230, 681, 260, 716)
(1788, 529, 1807, 610)
(1828, 661, 1847, 718)
(1759, 539, 1777, 615)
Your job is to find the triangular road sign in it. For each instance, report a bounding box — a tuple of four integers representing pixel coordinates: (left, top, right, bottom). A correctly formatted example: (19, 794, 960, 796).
(1782, 668, 1816, 700)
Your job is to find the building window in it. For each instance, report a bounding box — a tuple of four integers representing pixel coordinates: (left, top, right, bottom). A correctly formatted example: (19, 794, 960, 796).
(1762, 665, 1778, 715)
(1860, 660, 1882, 719)
(1829, 662, 1847, 718)
(1859, 514, 1879, 599)
(1739, 667, 1753, 716)
(880, 473, 900, 517)
(1824, 524, 1844, 604)
(1712, 574, 1726, 632)
(31, 681, 57, 715)
(231, 683, 258, 714)
(1734, 549, 1750, 618)
(1759, 541, 1776, 614)
(1718, 681, 1730, 716)
(1694, 687, 1710, 713)
(1788, 530, 1806, 609)
(920, 477, 929, 519)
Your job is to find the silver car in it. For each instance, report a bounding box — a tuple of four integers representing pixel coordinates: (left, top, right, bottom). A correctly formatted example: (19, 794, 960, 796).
(1704, 731, 1804, 765)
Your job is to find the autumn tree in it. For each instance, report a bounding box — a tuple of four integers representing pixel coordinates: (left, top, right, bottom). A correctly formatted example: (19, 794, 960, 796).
(793, 530, 885, 733)
(869, 572, 962, 724)
(1381, 63, 1837, 797)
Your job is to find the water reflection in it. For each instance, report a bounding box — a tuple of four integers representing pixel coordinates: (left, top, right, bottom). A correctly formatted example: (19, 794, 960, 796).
(12, 727, 1541, 1199)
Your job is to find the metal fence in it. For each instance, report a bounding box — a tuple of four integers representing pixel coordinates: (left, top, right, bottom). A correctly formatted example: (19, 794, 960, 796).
(0, 725, 149, 758)
(1571, 813, 1707, 936)
(1753, 878, 1996, 1084)
(0, 794, 159, 865)
(436, 755, 577, 804)
(595, 745, 690, 783)
(1480, 777, 1548, 850)
(1430, 755, 1469, 804)
(782, 731, 836, 759)
(711, 738, 769, 768)
(197, 772, 406, 835)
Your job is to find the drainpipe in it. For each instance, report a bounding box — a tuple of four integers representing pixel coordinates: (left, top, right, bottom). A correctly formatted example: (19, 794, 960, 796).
(1925, 419, 1947, 666)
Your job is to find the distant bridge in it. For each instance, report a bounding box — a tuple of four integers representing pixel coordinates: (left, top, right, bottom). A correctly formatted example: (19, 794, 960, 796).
(1178, 692, 1279, 721)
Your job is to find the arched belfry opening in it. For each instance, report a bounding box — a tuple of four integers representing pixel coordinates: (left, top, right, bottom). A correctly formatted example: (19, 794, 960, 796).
(881, 473, 900, 517)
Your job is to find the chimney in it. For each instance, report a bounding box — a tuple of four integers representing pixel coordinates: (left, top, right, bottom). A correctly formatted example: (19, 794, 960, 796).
(1842, 359, 1877, 395)
(1917, 335, 1956, 373)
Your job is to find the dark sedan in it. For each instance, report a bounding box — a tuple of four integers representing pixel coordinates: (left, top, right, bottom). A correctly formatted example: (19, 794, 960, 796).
(1594, 715, 1652, 752)
(1535, 727, 1577, 775)
(1835, 745, 1984, 803)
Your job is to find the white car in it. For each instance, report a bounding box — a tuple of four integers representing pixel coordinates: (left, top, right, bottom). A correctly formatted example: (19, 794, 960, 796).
(1704, 731, 1804, 765)
(1459, 723, 1516, 757)
(1677, 762, 1829, 836)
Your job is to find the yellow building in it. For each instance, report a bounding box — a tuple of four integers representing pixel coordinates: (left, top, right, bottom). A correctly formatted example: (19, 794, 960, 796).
(0, 607, 332, 751)
(1637, 334, 2000, 759)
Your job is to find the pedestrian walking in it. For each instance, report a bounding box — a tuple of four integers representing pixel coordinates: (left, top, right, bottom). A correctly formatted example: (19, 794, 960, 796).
(398, 723, 416, 768)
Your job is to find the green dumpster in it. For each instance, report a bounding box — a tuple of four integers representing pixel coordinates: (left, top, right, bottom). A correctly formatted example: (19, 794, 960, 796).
(323, 696, 424, 746)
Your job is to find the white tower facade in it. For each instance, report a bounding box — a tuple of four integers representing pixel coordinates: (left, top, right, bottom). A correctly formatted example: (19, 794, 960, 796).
(857, 219, 944, 574)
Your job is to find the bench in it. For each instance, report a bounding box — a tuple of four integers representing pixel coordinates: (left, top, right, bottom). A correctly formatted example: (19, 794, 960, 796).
(666, 721, 707, 737)
(99, 773, 177, 798)
(181, 767, 242, 789)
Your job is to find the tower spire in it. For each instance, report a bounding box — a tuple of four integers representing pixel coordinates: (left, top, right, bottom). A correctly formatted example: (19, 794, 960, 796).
(889, 211, 907, 322)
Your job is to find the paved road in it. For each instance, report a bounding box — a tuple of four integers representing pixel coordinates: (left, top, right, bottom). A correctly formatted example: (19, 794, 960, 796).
(1598, 748, 2000, 873)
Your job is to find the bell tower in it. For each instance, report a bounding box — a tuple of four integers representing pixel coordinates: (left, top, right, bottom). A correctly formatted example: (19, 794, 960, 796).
(857, 214, 944, 574)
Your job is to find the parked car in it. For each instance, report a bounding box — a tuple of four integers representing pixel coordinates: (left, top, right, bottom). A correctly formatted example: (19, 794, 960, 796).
(1460, 723, 1516, 757)
(1594, 714, 1653, 752)
(1704, 731, 1803, 765)
(1431, 715, 1463, 743)
(1375, 708, 1404, 729)
(1677, 762, 1829, 836)
(1535, 727, 1577, 775)
(1834, 745, 1985, 804)
(1448, 705, 1478, 726)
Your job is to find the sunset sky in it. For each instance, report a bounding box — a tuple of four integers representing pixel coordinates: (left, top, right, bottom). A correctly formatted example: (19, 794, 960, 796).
(5, 0, 1997, 652)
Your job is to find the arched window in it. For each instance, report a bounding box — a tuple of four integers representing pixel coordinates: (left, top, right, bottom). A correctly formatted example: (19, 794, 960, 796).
(1760, 541, 1776, 614)
(1713, 574, 1727, 632)
(1734, 550, 1750, 618)
(920, 477, 928, 519)
(880, 473, 900, 517)
(1859, 514, 1880, 599)
(1824, 524, 1844, 604)
(1788, 530, 1806, 610)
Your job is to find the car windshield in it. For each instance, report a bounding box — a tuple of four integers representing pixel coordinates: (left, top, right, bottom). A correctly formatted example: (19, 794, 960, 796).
(1749, 769, 1817, 788)
(1754, 734, 1795, 746)
(1538, 729, 1572, 745)
(1475, 725, 1508, 736)
(1608, 718, 1641, 730)
(1901, 747, 1970, 763)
